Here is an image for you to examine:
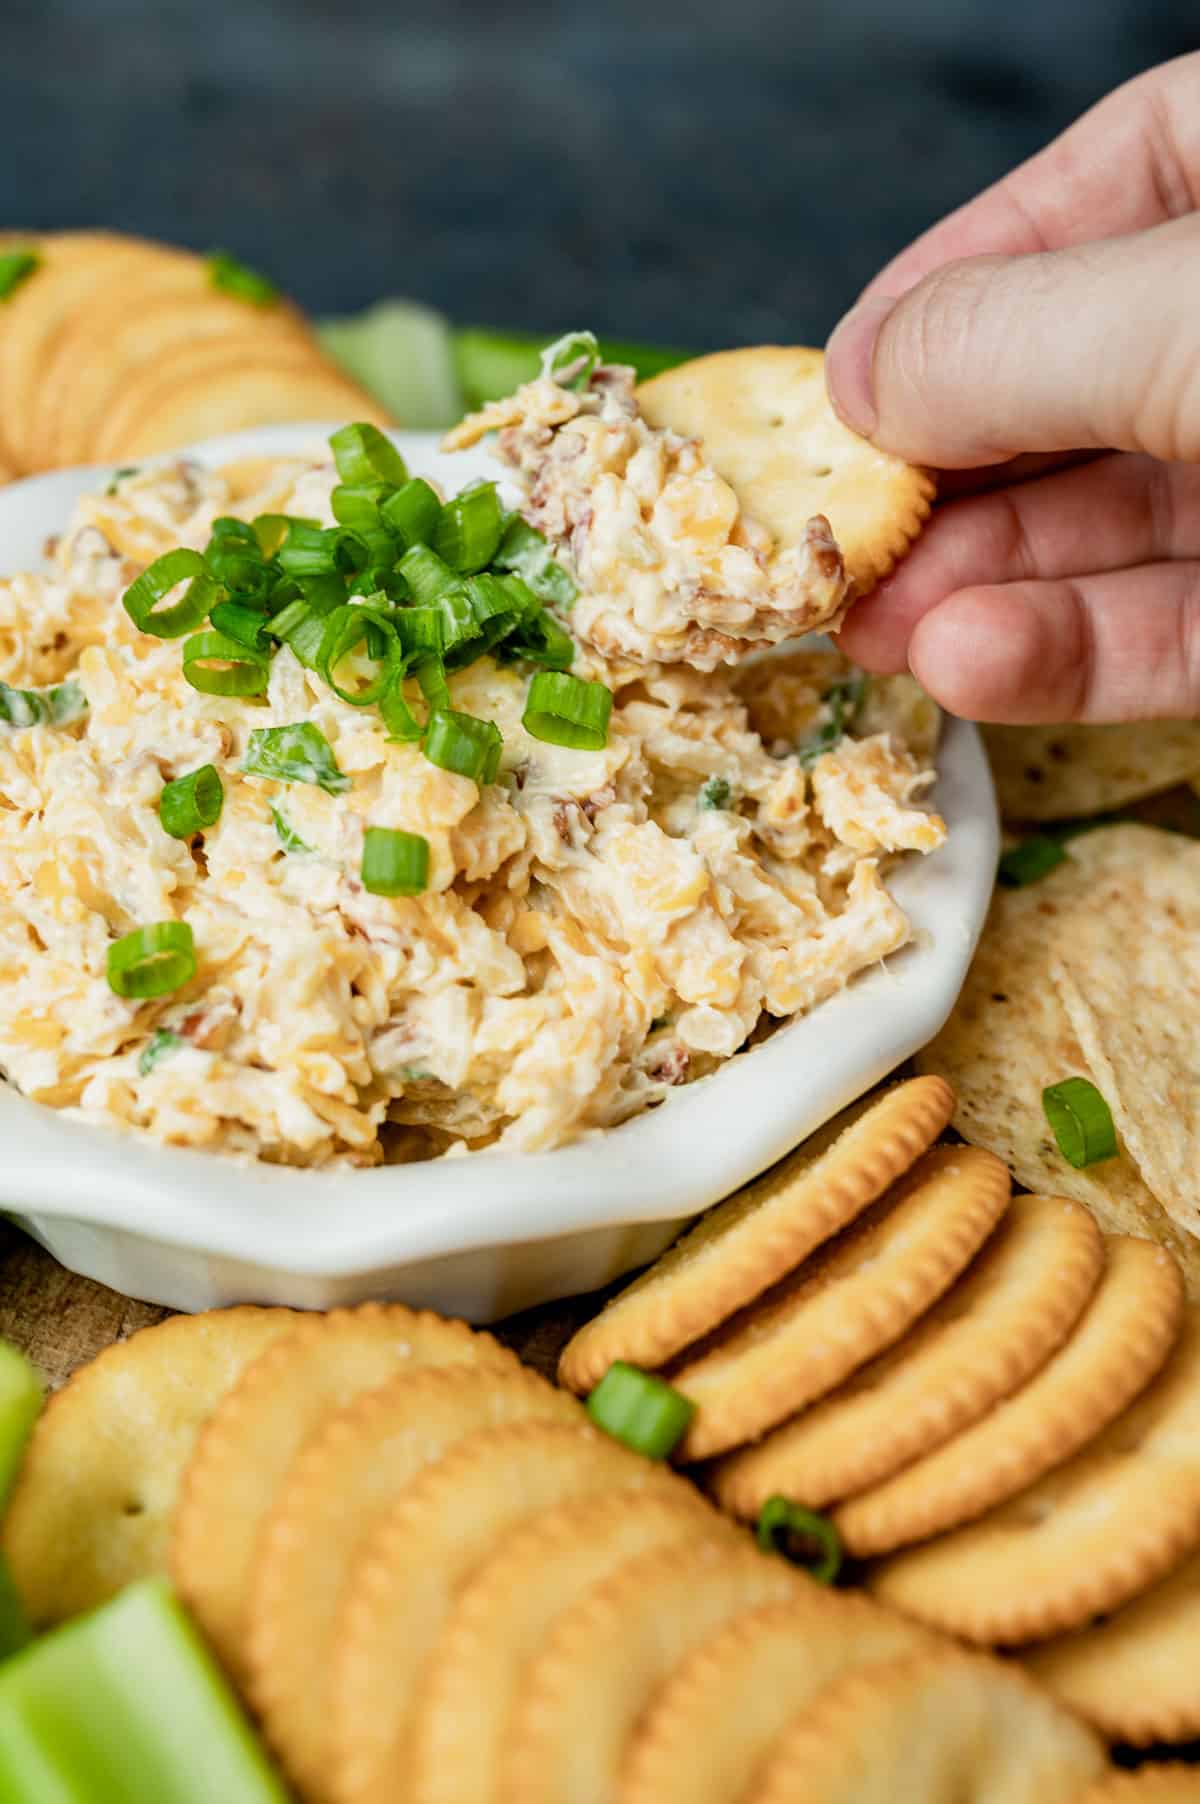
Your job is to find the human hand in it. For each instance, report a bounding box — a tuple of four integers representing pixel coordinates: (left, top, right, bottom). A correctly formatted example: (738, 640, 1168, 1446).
(825, 54, 1200, 724)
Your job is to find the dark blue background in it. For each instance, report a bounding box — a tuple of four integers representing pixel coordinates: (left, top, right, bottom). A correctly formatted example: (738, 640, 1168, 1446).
(4, 1, 1196, 343)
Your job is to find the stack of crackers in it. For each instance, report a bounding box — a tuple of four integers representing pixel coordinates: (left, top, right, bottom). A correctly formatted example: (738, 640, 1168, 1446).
(0, 232, 390, 480)
(559, 1077, 1200, 1758)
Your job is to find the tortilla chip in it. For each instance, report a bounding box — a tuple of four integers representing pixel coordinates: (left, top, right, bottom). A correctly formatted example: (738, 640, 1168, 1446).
(637, 346, 935, 596)
(983, 721, 1200, 823)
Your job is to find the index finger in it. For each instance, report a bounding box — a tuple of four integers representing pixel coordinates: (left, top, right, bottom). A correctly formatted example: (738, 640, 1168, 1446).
(858, 51, 1200, 304)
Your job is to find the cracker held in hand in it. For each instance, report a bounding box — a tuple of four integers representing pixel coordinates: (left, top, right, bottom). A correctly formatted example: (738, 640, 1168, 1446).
(747, 1651, 1105, 1804)
(667, 1143, 1010, 1461)
(710, 1193, 1103, 1519)
(916, 825, 1200, 1294)
(868, 1306, 1200, 1645)
(1, 1306, 297, 1629)
(1023, 1548, 1200, 1747)
(835, 1234, 1184, 1558)
(638, 346, 935, 597)
(170, 1303, 518, 1685)
(558, 1076, 954, 1394)
(621, 1593, 929, 1804)
(983, 719, 1200, 822)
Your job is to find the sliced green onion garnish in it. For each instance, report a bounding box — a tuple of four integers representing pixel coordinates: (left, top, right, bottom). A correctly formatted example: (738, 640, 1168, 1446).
(209, 601, 270, 651)
(756, 1497, 843, 1585)
(242, 723, 351, 795)
(414, 657, 450, 713)
(268, 600, 326, 670)
(503, 599, 574, 670)
(797, 674, 869, 768)
(585, 1362, 694, 1461)
(523, 670, 612, 750)
(331, 483, 391, 530)
(493, 515, 577, 608)
(381, 478, 441, 549)
(379, 678, 424, 743)
(123, 550, 217, 640)
(250, 514, 300, 559)
(106, 922, 196, 1001)
(423, 709, 502, 785)
(998, 836, 1068, 888)
(699, 776, 732, 810)
(0, 249, 39, 302)
(105, 465, 140, 496)
(316, 604, 402, 707)
(361, 827, 429, 897)
(0, 678, 87, 730)
(138, 1029, 184, 1076)
(181, 631, 271, 698)
(393, 606, 444, 661)
(271, 805, 312, 855)
(329, 422, 408, 488)
(207, 249, 279, 306)
(433, 482, 504, 573)
(296, 571, 347, 617)
(541, 328, 601, 389)
(159, 765, 224, 840)
(398, 544, 459, 606)
(276, 522, 339, 578)
(1042, 1077, 1118, 1169)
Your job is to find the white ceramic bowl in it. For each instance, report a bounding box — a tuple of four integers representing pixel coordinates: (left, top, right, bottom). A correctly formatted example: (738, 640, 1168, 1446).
(0, 426, 998, 1319)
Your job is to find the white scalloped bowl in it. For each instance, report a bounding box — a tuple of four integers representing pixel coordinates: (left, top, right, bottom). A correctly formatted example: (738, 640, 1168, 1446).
(0, 425, 998, 1319)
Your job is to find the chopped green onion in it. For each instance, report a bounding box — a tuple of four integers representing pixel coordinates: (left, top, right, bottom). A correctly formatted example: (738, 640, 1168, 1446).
(270, 805, 311, 855)
(106, 922, 196, 1001)
(296, 571, 347, 616)
(379, 678, 424, 743)
(998, 836, 1069, 888)
(699, 776, 732, 810)
(123, 549, 217, 640)
(207, 249, 279, 307)
(501, 594, 574, 670)
(0, 678, 87, 730)
(331, 483, 391, 530)
(756, 1497, 843, 1585)
(397, 544, 459, 606)
(0, 249, 39, 302)
(242, 723, 351, 795)
(250, 514, 300, 559)
(414, 657, 450, 713)
(329, 422, 408, 488)
(138, 1030, 185, 1076)
(316, 604, 402, 707)
(493, 515, 577, 608)
(797, 674, 869, 768)
(434, 482, 504, 573)
(523, 670, 612, 750)
(361, 827, 430, 897)
(423, 709, 502, 784)
(159, 765, 224, 840)
(453, 326, 692, 409)
(393, 607, 444, 661)
(181, 631, 271, 698)
(1042, 1077, 1118, 1169)
(276, 521, 341, 579)
(381, 478, 441, 548)
(206, 515, 261, 551)
(585, 1361, 694, 1460)
(268, 600, 326, 670)
(104, 464, 139, 496)
(541, 329, 601, 390)
(209, 601, 270, 651)
(0, 1340, 42, 1512)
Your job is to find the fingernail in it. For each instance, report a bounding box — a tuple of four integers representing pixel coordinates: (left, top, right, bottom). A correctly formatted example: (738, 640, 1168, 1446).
(825, 293, 897, 438)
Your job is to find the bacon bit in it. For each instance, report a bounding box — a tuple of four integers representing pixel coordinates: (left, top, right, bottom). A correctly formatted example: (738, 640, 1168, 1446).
(580, 784, 616, 824)
(648, 1043, 690, 1085)
(180, 998, 239, 1051)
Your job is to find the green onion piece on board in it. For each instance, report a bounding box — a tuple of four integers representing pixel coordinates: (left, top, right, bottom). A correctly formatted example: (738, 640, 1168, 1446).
(159, 765, 224, 841)
(328, 422, 409, 488)
(0, 678, 87, 731)
(242, 724, 351, 795)
(122, 550, 216, 640)
(756, 1496, 843, 1585)
(997, 836, 1069, 888)
(0, 1558, 29, 1662)
(207, 250, 279, 308)
(433, 483, 504, 573)
(331, 483, 391, 530)
(361, 827, 430, 898)
(0, 1578, 289, 1802)
(585, 1361, 694, 1461)
(138, 1030, 184, 1077)
(0, 1339, 42, 1512)
(523, 671, 612, 750)
(397, 544, 459, 607)
(270, 806, 312, 855)
(0, 250, 39, 303)
(106, 922, 196, 1001)
(380, 478, 442, 549)
(1042, 1077, 1118, 1169)
(181, 632, 271, 698)
(208, 602, 270, 652)
(423, 709, 502, 785)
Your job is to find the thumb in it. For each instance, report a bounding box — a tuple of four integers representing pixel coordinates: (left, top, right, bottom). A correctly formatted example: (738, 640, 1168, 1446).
(825, 214, 1200, 468)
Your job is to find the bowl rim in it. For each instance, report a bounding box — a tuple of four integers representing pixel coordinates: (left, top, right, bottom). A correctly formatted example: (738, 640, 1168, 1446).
(0, 424, 998, 1277)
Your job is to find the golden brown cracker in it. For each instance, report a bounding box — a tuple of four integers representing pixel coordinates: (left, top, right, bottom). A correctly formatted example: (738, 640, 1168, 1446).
(867, 1307, 1200, 1645)
(915, 826, 1200, 1294)
(324, 1421, 680, 1804)
(1075, 1769, 1200, 1801)
(499, 1538, 805, 1804)
(983, 720, 1200, 823)
(637, 346, 935, 594)
(747, 1650, 1105, 1804)
(621, 1593, 930, 1804)
(403, 1486, 717, 1804)
(1023, 1549, 1200, 1747)
(668, 1144, 1010, 1461)
(1, 1306, 297, 1628)
(170, 1303, 516, 1685)
(837, 1235, 1184, 1557)
(710, 1193, 1103, 1518)
(558, 1077, 954, 1395)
